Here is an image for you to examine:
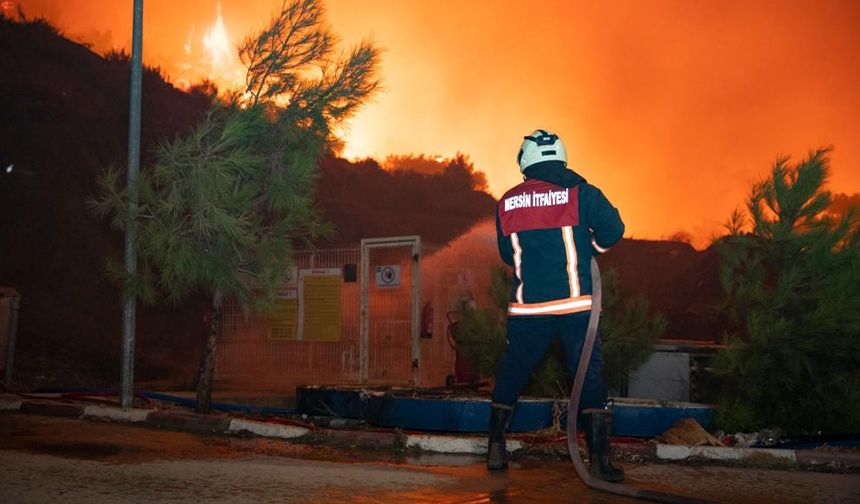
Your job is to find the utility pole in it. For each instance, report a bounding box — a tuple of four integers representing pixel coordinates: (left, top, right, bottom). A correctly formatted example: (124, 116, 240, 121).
(121, 0, 144, 410)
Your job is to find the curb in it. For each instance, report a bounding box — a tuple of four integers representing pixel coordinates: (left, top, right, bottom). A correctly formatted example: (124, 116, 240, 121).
(147, 410, 232, 433)
(796, 450, 860, 468)
(19, 400, 84, 418)
(0, 399, 22, 411)
(3, 398, 308, 440)
(2, 397, 858, 469)
(653, 444, 860, 468)
(405, 434, 524, 455)
(323, 428, 402, 448)
(655, 444, 797, 463)
(227, 418, 309, 439)
(83, 405, 152, 423)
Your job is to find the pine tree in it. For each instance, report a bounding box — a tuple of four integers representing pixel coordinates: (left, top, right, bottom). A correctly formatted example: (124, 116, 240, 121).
(92, 0, 379, 413)
(714, 147, 860, 433)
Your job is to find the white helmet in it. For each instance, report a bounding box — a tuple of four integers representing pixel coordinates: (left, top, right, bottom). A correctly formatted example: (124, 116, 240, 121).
(517, 129, 567, 173)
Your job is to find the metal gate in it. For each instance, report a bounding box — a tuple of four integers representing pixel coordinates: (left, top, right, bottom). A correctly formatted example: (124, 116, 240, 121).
(360, 236, 421, 386)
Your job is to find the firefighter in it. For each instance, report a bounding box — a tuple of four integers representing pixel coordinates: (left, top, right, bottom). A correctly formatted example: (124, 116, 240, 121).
(488, 129, 625, 482)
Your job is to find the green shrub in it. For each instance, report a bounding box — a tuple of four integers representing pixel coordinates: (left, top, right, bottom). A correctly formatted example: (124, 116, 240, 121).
(600, 269, 666, 395)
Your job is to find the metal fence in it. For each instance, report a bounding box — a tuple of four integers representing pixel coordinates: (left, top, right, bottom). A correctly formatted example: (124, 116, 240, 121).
(217, 247, 363, 388)
(214, 229, 491, 392)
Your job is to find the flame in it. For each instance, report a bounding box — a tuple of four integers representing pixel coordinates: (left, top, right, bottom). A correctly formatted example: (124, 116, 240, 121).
(338, 124, 371, 160)
(203, 3, 231, 71)
(176, 1, 244, 92)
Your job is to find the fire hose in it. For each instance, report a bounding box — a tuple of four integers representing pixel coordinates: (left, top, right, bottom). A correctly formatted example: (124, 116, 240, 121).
(566, 258, 716, 504)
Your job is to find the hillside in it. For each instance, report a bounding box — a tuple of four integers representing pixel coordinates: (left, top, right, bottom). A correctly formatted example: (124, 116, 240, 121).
(0, 17, 214, 387)
(316, 156, 495, 247)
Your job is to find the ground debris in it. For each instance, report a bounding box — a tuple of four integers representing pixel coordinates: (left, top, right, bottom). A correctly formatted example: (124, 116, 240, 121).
(655, 418, 724, 446)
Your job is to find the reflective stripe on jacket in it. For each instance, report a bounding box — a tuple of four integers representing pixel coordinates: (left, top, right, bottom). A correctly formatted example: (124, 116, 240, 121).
(496, 176, 624, 316)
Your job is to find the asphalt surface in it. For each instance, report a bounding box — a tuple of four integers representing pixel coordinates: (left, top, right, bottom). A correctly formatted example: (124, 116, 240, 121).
(2, 413, 859, 504)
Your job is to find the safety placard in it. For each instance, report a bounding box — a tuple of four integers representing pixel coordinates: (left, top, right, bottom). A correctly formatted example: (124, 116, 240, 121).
(375, 265, 401, 288)
(298, 268, 342, 341)
(269, 288, 298, 340)
(269, 267, 299, 340)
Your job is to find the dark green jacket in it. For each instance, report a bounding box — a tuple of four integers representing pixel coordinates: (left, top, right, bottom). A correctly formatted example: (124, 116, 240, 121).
(496, 161, 624, 316)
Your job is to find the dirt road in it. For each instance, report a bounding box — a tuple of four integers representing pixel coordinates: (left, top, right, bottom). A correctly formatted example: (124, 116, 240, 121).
(1, 413, 857, 503)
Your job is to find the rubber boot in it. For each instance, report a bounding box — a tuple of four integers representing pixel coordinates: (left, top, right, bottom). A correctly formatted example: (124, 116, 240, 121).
(487, 405, 512, 470)
(584, 408, 625, 482)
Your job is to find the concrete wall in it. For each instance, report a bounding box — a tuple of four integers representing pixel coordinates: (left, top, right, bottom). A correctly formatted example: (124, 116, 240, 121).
(627, 351, 691, 401)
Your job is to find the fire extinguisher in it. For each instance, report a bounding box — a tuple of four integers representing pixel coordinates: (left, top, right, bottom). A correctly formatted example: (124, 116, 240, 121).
(420, 302, 433, 338)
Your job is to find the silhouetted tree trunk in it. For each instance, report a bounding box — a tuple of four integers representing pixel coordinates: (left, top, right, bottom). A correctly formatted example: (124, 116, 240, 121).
(196, 290, 222, 414)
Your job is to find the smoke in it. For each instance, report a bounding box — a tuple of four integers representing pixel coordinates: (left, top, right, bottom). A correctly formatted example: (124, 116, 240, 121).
(422, 219, 501, 312)
(12, 0, 860, 247)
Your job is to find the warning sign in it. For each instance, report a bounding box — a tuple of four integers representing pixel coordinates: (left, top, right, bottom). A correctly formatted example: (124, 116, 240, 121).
(299, 268, 342, 341)
(269, 267, 299, 340)
(375, 265, 401, 288)
(269, 288, 298, 340)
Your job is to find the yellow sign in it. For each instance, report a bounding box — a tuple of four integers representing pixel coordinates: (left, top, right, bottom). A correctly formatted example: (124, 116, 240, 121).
(299, 269, 342, 342)
(269, 288, 298, 340)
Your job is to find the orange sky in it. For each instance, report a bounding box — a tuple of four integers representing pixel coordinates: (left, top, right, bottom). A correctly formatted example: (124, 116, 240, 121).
(13, 0, 860, 247)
